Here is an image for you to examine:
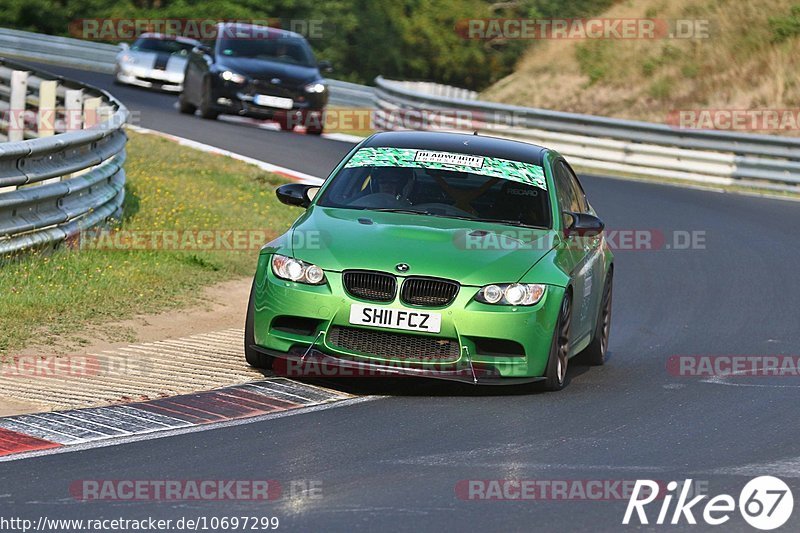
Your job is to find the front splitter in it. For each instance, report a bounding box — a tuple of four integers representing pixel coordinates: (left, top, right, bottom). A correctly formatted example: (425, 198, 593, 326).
(251, 345, 545, 386)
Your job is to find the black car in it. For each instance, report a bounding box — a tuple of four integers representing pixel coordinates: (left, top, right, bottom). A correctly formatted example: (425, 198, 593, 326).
(179, 22, 331, 134)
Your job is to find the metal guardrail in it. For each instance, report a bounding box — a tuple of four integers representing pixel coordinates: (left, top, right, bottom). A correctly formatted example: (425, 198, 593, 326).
(0, 28, 119, 74)
(0, 57, 128, 255)
(374, 77, 800, 192)
(0, 27, 376, 108)
(324, 79, 375, 108)
(384, 80, 477, 101)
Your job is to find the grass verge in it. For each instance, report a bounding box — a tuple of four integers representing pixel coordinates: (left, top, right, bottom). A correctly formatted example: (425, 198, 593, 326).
(0, 130, 299, 356)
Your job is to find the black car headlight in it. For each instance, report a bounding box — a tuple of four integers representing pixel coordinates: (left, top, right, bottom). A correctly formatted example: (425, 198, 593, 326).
(220, 70, 247, 84)
(271, 254, 326, 285)
(303, 82, 327, 94)
(475, 283, 546, 306)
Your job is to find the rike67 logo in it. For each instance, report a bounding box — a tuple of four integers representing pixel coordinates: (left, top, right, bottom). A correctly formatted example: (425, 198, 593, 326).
(623, 476, 793, 530)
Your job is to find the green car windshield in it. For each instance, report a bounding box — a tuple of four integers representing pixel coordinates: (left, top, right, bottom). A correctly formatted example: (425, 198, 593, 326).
(317, 148, 551, 228)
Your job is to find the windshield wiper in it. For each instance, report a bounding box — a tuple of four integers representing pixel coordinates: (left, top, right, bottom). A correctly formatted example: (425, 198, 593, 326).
(368, 208, 434, 216)
(365, 209, 545, 229)
(441, 214, 547, 229)
(476, 218, 546, 228)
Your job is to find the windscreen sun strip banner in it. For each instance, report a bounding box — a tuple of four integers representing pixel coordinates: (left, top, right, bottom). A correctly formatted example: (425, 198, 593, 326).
(344, 147, 547, 190)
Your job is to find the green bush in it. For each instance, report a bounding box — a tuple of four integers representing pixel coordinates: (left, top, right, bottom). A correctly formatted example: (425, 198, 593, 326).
(769, 5, 800, 42)
(648, 77, 672, 100)
(575, 41, 611, 85)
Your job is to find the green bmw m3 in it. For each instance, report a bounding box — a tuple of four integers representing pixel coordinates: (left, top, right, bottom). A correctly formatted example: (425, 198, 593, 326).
(245, 131, 613, 390)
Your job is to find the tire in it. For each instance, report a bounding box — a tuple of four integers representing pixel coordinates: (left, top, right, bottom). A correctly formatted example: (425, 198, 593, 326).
(199, 78, 219, 120)
(275, 115, 293, 131)
(304, 110, 324, 135)
(542, 291, 572, 391)
(581, 269, 613, 366)
(178, 93, 197, 115)
(244, 278, 273, 369)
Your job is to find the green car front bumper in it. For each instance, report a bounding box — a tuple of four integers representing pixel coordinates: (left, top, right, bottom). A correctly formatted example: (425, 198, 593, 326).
(251, 254, 565, 383)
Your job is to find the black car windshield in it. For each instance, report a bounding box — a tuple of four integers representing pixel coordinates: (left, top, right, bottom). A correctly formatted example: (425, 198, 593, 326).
(218, 36, 315, 67)
(131, 38, 195, 55)
(317, 165, 551, 228)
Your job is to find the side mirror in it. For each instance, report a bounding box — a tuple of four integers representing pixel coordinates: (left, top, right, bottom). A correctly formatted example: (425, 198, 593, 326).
(318, 60, 333, 74)
(563, 212, 604, 237)
(276, 183, 319, 208)
(193, 44, 213, 57)
(119, 43, 130, 51)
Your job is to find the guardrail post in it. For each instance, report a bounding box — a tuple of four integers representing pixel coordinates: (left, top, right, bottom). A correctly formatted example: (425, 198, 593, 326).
(37, 80, 57, 137)
(37, 80, 60, 185)
(63, 89, 86, 180)
(8, 70, 28, 142)
(64, 89, 83, 131)
(98, 104, 114, 126)
(83, 97, 101, 129)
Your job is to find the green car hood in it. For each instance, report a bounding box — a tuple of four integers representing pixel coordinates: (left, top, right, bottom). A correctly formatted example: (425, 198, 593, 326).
(287, 207, 557, 286)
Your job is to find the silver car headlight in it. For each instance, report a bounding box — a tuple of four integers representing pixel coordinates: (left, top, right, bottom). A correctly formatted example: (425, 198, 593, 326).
(303, 82, 327, 94)
(119, 53, 136, 64)
(221, 70, 247, 84)
(475, 283, 546, 306)
(271, 254, 326, 285)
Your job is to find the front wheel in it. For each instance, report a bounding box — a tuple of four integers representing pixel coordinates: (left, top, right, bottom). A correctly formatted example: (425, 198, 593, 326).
(304, 110, 324, 135)
(581, 270, 613, 366)
(178, 92, 197, 115)
(542, 291, 572, 391)
(244, 279, 273, 369)
(199, 78, 219, 120)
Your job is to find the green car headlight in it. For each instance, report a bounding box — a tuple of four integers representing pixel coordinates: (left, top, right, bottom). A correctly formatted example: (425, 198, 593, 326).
(271, 254, 326, 285)
(476, 283, 546, 306)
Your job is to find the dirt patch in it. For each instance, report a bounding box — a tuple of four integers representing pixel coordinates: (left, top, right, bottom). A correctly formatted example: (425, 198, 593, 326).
(0, 398, 47, 417)
(14, 277, 252, 357)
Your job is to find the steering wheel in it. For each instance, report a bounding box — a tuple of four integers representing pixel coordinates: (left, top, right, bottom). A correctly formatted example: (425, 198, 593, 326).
(351, 193, 412, 208)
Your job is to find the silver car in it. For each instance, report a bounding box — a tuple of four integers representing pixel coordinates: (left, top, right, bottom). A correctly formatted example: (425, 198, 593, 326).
(114, 33, 201, 92)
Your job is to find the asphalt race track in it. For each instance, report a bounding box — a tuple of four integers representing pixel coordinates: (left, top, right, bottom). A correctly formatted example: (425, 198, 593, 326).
(2, 64, 800, 531)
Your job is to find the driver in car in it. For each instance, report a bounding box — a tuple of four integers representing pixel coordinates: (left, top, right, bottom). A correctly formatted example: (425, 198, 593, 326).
(364, 168, 414, 203)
